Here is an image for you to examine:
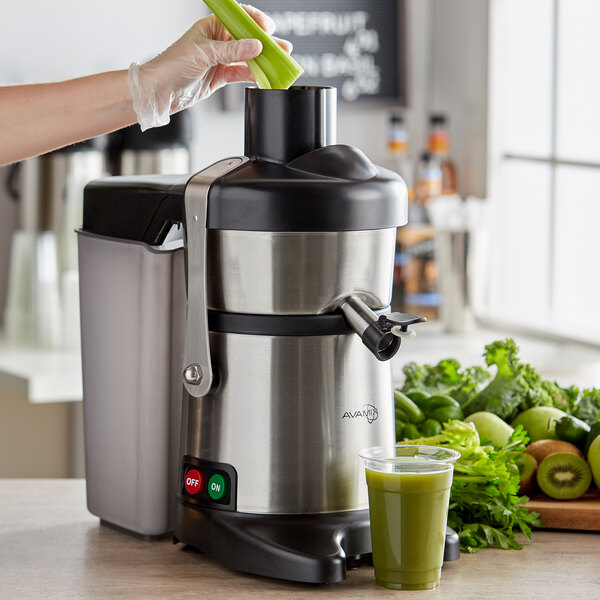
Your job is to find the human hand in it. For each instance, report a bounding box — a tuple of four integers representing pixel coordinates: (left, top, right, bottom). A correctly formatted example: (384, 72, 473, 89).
(129, 5, 291, 131)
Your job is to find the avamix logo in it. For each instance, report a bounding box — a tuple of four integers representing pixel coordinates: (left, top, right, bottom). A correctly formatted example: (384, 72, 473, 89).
(342, 403, 378, 424)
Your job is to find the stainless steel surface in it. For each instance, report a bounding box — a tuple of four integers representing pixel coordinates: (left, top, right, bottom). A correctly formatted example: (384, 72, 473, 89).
(341, 294, 379, 337)
(182, 158, 247, 398)
(120, 148, 190, 176)
(78, 231, 186, 535)
(7, 151, 105, 348)
(206, 228, 397, 314)
(184, 331, 395, 514)
(436, 230, 475, 333)
(19, 151, 105, 234)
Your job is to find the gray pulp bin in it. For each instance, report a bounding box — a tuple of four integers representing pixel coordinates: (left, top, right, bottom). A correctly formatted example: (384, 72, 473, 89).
(77, 230, 185, 535)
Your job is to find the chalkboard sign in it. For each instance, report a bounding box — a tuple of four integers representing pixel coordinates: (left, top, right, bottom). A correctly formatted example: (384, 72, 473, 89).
(220, 0, 406, 107)
(257, 0, 405, 103)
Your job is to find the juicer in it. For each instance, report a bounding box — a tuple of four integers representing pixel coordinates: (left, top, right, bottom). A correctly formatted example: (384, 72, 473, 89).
(78, 86, 454, 584)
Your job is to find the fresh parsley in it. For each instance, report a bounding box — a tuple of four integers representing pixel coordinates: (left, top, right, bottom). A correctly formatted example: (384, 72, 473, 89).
(404, 420, 542, 553)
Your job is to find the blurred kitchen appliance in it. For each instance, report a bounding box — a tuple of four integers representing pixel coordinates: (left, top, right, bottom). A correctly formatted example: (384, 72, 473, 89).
(108, 110, 192, 176)
(3, 138, 105, 347)
(77, 87, 433, 583)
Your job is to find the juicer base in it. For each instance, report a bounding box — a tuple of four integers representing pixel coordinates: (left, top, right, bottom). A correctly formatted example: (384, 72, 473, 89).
(174, 502, 460, 584)
(174, 502, 372, 584)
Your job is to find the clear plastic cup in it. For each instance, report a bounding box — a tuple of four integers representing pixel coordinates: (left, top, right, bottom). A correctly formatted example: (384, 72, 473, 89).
(360, 445, 460, 590)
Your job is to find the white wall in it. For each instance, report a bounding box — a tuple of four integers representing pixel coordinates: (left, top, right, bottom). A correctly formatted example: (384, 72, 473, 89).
(0, 1, 205, 84)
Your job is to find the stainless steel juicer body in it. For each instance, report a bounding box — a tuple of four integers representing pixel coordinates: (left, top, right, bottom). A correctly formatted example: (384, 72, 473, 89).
(78, 86, 416, 583)
(206, 229, 396, 315)
(184, 329, 394, 514)
(185, 224, 399, 515)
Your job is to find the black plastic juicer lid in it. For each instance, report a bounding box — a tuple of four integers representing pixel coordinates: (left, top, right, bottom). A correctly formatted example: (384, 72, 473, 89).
(82, 86, 407, 241)
(205, 86, 407, 232)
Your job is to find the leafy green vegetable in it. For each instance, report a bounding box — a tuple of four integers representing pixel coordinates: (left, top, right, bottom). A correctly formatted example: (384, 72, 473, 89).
(461, 339, 578, 422)
(539, 380, 579, 415)
(401, 358, 490, 406)
(402, 420, 541, 553)
(572, 389, 600, 425)
(461, 340, 532, 421)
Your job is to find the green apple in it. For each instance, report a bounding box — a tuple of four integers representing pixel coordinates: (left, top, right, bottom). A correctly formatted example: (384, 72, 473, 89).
(511, 407, 568, 443)
(587, 435, 600, 488)
(465, 411, 514, 447)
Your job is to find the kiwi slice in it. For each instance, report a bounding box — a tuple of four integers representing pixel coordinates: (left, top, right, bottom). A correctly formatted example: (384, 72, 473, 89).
(536, 453, 591, 500)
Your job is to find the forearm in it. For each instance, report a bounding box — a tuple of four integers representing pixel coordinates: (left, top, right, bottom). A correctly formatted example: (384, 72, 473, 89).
(0, 70, 137, 165)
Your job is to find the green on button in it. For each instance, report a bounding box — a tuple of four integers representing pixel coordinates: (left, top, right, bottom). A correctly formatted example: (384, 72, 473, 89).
(208, 474, 226, 500)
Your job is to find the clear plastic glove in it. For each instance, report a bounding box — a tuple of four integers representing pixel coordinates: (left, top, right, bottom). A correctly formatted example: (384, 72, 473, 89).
(129, 5, 285, 131)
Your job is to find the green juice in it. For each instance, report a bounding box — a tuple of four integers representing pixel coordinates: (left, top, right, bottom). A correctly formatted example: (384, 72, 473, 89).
(366, 467, 453, 590)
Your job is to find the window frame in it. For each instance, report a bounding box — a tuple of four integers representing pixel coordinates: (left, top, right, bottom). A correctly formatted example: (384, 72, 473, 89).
(484, 0, 600, 345)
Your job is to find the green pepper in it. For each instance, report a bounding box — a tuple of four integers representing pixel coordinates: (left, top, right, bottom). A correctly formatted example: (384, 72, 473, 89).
(394, 390, 426, 424)
(429, 405, 464, 423)
(584, 420, 600, 457)
(401, 423, 422, 440)
(554, 415, 590, 448)
(395, 406, 410, 423)
(395, 420, 407, 441)
(405, 391, 430, 408)
(421, 418, 442, 437)
(421, 394, 461, 416)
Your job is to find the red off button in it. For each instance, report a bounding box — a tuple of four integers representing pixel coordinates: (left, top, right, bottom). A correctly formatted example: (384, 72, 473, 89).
(184, 468, 202, 495)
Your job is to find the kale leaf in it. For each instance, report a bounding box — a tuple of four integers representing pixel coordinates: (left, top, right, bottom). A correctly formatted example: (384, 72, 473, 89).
(460, 339, 531, 420)
(538, 381, 579, 415)
(461, 339, 577, 422)
(572, 388, 600, 424)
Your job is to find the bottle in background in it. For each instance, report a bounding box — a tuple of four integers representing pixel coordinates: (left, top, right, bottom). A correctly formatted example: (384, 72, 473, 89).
(397, 151, 442, 321)
(386, 114, 414, 202)
(385, 114, 413, 311)
(427, 114, 458, 196)
(414, 151, 443, 213)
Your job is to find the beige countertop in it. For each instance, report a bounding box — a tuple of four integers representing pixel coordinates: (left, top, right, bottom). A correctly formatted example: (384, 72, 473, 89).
(1, 480, 599, 600)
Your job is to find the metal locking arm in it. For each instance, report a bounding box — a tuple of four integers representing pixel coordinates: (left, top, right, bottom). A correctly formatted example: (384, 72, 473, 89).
(182, 157, 247, 398)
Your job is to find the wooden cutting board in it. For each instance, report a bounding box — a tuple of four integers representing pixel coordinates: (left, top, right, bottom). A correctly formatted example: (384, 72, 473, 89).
(526, 490, 600, 531)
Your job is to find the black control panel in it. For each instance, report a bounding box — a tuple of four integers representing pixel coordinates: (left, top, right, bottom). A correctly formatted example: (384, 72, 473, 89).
(180, 456, 237, 511)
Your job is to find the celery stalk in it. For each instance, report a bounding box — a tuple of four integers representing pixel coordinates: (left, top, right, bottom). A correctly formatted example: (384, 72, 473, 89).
(247, 61, 271, 89)
(203, 0, 303, 90)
